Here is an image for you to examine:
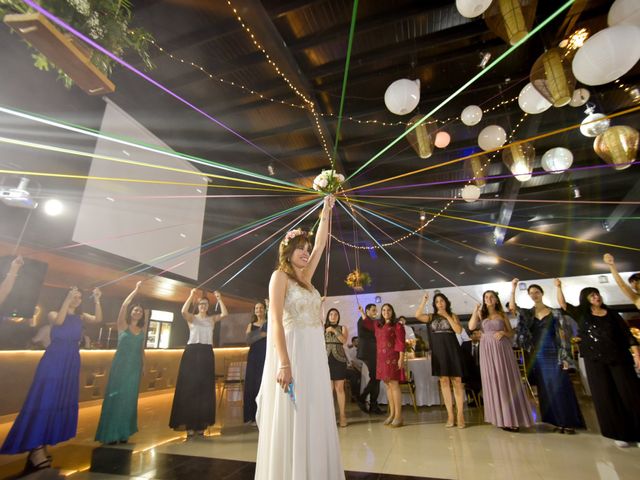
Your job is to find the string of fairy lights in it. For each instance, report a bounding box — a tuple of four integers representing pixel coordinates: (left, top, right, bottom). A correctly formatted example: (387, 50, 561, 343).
(330, 113, 528, 250)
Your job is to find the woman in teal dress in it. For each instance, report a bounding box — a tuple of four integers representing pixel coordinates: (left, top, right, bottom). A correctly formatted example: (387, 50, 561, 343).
(95, 281, 147, 444)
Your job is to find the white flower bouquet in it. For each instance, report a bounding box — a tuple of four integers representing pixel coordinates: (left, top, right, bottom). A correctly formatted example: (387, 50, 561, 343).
(312, 169, 345, 194)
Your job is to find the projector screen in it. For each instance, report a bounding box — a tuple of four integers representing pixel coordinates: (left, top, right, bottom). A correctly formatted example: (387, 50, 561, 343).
(73, 99, 206, 280)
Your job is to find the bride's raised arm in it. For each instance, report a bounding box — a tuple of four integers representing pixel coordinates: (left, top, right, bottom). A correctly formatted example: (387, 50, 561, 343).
(302, 195, 335, 282)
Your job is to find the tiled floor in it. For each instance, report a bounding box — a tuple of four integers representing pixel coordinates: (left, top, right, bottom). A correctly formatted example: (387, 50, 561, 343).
(1, 388, 639, 480)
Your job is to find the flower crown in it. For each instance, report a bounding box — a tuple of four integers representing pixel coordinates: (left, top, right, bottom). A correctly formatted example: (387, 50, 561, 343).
(282, 228, 305, 246)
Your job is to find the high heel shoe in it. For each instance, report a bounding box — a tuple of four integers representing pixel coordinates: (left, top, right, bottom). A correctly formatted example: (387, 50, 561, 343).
(23, 449, 51, 475)
(445, 420, 455, 428)
(339, 417, 348, 428)
(383, 416, 394, 426)
(457, 417, 466, 429)
(390, 419, 404, 428)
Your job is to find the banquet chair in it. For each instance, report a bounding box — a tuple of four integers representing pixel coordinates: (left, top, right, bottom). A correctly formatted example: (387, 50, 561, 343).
(399, 358, 418, 413)
(513, 348, 536, 400)
(218, 360, 247, 410)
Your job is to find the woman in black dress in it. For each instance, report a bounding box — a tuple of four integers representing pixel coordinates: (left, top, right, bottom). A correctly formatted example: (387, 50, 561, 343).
(556, 279, 640, 447)
(416, 292, 466, 428)
(510, 279, 584, 433)
(324, 308, 348, 427)
(243, 301, 268, 424)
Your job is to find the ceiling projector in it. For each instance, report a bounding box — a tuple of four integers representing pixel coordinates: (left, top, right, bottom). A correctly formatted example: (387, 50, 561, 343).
(0, 177, 38, 209)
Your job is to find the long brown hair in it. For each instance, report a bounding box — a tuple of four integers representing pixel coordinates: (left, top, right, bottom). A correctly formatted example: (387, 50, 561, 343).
(276, 231, 312, 290)
(480, 290, 507, 320)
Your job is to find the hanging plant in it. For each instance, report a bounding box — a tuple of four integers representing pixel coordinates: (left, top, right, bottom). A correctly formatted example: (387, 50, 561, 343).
(345, 269, 372, 292)
(1, 0, 154, 89)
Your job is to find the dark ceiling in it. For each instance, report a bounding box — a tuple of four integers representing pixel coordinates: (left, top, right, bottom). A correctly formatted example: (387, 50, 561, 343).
(0, 0, 639, 301)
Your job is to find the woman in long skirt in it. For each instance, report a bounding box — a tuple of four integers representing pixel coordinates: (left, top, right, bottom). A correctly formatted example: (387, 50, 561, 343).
(96, 281, 148, 444)
(510, 279, 584, 433)
(243, 300, 267, 423)
(169, 289, 227, 438)
(556, 279, 640, 447)
(1, 287, 102, 473)
(469, 290, 533, 432)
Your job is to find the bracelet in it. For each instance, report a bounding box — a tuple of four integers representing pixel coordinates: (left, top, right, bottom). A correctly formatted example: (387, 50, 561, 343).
(278, 364, 290, 370)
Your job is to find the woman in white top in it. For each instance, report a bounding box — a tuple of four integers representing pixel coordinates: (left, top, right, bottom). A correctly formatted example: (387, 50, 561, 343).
(169, 289, 227, 438)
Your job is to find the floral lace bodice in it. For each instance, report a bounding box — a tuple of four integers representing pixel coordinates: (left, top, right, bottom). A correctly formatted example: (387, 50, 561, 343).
(282, 279, 322, 330)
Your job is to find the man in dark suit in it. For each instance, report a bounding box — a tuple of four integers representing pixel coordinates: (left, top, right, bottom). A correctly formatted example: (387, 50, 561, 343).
(357, 304, 384, 414)
(461, 329, 482, 407)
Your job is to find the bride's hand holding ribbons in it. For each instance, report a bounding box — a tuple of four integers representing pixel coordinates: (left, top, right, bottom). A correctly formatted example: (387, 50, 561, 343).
(277, 363, 292, 391)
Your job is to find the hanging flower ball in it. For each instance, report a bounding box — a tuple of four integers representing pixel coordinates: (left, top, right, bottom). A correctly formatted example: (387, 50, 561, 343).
(384, 79, 420, 115)
(461, 184, 481, 202)
(434, 131, 451, 148)
(461, 105, 483, 126)
(478, 125, 507, 151)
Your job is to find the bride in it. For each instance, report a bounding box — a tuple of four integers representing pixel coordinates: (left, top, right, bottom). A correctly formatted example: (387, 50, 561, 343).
(255, 195, 344, 480)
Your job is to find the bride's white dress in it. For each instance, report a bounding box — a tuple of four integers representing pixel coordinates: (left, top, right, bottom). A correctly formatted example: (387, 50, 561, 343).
(255, 279, 345, 480)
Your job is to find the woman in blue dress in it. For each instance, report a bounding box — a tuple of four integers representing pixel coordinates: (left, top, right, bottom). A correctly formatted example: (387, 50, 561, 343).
(510, 279, 585, 433)
(243, 300, 267, 424)
(96, 281, 148, 444)
(0, 286, 103, 473)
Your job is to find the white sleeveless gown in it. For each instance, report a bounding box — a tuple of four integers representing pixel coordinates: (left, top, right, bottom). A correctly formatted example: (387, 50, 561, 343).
(255, 279, 345, 480)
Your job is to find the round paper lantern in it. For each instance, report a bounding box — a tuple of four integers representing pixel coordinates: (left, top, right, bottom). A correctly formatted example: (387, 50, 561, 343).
(384, 79, 420, 115)
(580, 113, 610, 137)
(594, 126, 639, 170)
(461, 184, 481, 203)
(572, 25, 640, 86)
(456, 0, 492, 18)
(541, 147, 574, 173)
(608, 0, 640, 27)
(518, 82, 552, 114)
(569, 88, 590, 107)
(478, 125, 507, 151)
(434, 131, 451, 148)
(461, 105, 483, 126)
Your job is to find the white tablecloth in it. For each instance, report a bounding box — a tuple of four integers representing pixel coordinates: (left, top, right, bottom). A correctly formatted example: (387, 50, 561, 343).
(360, 356, 441, 406)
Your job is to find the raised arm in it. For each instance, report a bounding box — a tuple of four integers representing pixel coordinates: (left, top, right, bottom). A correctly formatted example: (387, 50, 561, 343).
(468, 303, 482, 331)
(82, 288, 103, 323)
(509, 278, 519, 313)
(554, 278, 567, 311)
(214, 291, 228, 319)
(0, 256, 23, 306)
(117, 281, 141, 331)
(446, 314, 464, 335)
(302, 195, 335, 282)
(604, 253, 640, 309)
(53, 287, 79, 326)
(357, 305, 376, 331)
(181, 288, 197, 323)
(269, 270, 292, 391)
(414, 292, 432, 323)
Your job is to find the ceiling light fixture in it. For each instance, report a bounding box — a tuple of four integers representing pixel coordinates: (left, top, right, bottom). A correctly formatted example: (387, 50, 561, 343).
(419, 210, 426, 222)
(478, 51, 492, 68)
(43, 198, 63, 216)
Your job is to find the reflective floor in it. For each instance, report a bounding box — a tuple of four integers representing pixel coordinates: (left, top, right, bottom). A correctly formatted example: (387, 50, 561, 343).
(1, 387, 639, 480)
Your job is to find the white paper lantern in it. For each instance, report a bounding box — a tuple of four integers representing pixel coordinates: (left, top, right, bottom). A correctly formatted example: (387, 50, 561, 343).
(478, 125, 507, 151)
(580, 113, 610, 137)
(608, 0, 640, 27)
(572, 25, 640, 86)
(384, 79, 420, 115)
(569, 88, 590, 107)
(541, 147, 574, 173)
(434, 131, 451, 148)
(461, 184, 481, 203)
(461, 105, 483, 126)
(455, 0, 492, 18)
(518, 82, 552, 114)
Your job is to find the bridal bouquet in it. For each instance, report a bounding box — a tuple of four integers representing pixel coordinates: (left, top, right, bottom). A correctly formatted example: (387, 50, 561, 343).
(345, 269, 372, 291)
(312, 169, 344, 194)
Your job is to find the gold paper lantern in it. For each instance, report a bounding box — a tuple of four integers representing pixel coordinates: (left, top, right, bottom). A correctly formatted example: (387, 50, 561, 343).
(594, 126, 639, 170)
(530, 48, 576, 107)
(484, 0, 537, 46)
(406, 115, 435, 159)
(502, 142, 535, 182)
(465, 155, 488, 187)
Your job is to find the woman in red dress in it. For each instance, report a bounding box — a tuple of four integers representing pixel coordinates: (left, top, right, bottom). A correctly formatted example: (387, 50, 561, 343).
(375, 303, 405, 428)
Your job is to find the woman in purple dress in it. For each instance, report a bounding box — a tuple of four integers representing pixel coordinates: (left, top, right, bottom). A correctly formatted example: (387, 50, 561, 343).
(0, 286, 103, 473)
(469, 290, 533, 432)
